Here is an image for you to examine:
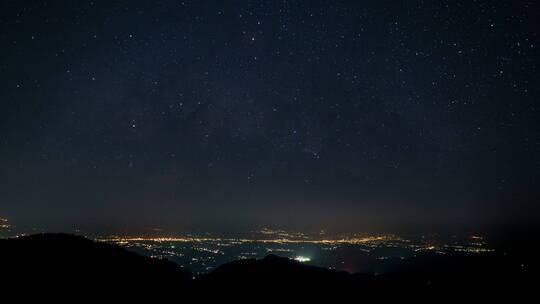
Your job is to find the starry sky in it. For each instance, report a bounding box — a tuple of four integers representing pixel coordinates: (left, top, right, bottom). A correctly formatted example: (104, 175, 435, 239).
(1, 0, 539, 235)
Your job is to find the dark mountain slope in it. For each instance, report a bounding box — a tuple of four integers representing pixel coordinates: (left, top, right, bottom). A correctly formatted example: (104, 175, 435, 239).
(200, 254, 357, 285)
(0, 233, 191, 291)
(0, 233, 533, 300)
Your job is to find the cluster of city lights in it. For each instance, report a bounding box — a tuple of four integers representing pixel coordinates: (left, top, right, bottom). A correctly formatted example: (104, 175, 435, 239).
(0, 218, 11, 229)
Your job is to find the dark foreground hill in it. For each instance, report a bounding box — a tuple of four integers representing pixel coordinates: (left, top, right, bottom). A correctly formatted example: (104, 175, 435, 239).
(0, 233, 533, 299)
(0, 233, 191, 291)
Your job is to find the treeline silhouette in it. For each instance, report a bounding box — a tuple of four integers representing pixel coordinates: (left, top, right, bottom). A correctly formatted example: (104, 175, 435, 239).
(0, 233, 532, 300)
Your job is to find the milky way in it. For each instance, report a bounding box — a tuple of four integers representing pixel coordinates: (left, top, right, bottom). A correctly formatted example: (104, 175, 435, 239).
(1, 1, 538, 234)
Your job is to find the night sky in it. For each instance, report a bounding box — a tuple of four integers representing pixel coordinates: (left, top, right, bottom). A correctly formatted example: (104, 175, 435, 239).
(1, 1, 539, 235)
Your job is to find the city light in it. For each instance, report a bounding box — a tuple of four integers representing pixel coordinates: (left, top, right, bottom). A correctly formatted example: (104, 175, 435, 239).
(94, 230, 495, 275)
(294, 256, 311, 262)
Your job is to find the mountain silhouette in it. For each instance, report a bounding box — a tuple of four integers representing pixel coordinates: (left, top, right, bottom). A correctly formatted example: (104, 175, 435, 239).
(201, 253, 354, 285)
(0, 233, 191, 294)
(0, 233, 533, 300)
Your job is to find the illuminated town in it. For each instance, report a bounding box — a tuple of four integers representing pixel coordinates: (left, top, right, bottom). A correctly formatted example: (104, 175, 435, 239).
(97, 228, 495, 276)
(0, 218, 11, 236)
(0, 218, 10, 229)
(0, 218, 495, 275)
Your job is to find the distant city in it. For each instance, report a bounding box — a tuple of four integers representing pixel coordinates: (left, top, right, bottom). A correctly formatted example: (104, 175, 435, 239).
(0, 219, 495, 275)
(99, 228, 494, 275)
(0, 218, 10, 230)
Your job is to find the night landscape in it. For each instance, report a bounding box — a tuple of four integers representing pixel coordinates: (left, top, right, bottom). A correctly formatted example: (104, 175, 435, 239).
(0, 0, 537, 300)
